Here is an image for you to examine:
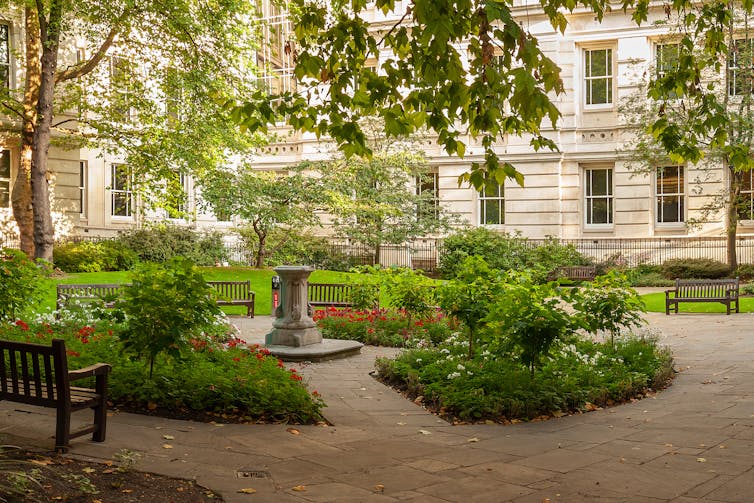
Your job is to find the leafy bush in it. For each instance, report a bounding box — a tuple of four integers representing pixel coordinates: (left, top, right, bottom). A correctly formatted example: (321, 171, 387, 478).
(660, 258, 730, 279)
(313, 307, 452, 346)
(375, 330, 673, 422)
(53, 240, 138, 272)
(735, 263, 754, 280)
(0, 249, 48, 320)
(1, 312, 324, 423)
(117, 225, 227, 265)
(438, 229, 586, 280)
(115, 258, 221, 377)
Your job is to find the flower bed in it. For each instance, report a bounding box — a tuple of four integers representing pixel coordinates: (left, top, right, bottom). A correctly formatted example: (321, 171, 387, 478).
(375, 330, 674, 423)
(313, 307, 453, 347)
(1, 310, 324, 424)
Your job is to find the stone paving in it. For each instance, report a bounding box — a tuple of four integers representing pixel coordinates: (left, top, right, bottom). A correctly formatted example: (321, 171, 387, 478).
(3, 307, 754, 502)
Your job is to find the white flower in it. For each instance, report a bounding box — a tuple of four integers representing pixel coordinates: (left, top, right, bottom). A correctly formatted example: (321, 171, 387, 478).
(416, 358, 423, 363)
(447, 372, 461, 379)
(456, 363, 465, 371)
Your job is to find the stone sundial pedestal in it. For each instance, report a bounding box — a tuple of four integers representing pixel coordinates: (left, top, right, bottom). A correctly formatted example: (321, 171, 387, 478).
(265, 265, 362, 362)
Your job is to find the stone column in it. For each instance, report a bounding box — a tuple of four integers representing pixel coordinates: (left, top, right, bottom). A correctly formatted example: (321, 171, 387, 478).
(265, 265, 322, 347)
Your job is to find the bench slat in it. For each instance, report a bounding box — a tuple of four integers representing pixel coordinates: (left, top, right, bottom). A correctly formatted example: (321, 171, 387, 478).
(666, 277, 740, 315)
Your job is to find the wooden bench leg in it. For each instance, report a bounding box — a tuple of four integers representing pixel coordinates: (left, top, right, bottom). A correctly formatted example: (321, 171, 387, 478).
(93, 374, 108, 442)
(55, 404, 72, 453)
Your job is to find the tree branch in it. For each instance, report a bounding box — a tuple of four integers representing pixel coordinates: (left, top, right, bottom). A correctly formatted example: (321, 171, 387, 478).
(0, 99, 23, 119)
(56, 21, 122, 83)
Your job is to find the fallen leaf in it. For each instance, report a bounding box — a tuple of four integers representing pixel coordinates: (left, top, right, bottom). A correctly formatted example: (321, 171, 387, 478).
(418, 429, 432, 435)
(696, 457, 707, 463)
(122, 489, 133, 493)
(163, 435, 175, 440)
(468, 437, 479, 443)
(397, 422, 406, 426)
(237, 488, 257, 494)
(82, 467, 96, 474)
(162, 444, 173, 449)
(102, 469, 115, 474)
(147, 402, 157, 411)
(374, 484, 385, 492)
(31, 458, 54, 466)
(286, 427, 300, 435)
(292, 485, 306, 492)
(719, 445, 727, 449)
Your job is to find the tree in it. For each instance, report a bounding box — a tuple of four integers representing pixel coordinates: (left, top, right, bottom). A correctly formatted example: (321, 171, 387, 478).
(2, 0, 259, 261)
(199, 168, 325, 268)
(623, 2, 754, 269)
(233, 0, 659, 192)
(314, 151, 454, 264)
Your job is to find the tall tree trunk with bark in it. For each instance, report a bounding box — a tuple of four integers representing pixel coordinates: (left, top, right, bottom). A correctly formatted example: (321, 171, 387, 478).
(30, 1, 63, 262)
(727, 163, 741, 271)
(10, 8, 41, 258)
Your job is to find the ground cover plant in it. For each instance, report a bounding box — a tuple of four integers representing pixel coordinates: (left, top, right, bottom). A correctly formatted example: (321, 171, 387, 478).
(374, 259, 674, 422)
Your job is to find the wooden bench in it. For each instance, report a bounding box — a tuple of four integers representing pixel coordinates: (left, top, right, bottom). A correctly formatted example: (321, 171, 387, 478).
(0, 339, 111, 452)
(665, 277, 740, 315)
(57, 281, 256, 317)
(548, 265, 597, 282)
(308, 282, 379, 309)
(207, 280, 256, 317)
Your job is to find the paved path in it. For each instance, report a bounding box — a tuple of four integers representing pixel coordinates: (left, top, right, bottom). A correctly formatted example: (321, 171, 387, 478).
(3, 310, 754, 502)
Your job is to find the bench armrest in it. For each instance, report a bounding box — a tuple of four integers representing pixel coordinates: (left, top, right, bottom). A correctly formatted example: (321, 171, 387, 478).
(69, 363, 112, 381)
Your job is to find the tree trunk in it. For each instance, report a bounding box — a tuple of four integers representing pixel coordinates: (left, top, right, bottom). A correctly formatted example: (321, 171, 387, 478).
(10, 8, 41, 258)
(254, 220, 266, 268)
(30, 4, 63, 262)
(727, 166, 741, 271)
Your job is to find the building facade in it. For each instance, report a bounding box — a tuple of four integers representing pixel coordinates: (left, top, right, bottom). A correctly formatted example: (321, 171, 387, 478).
(0, 3, 745, 245)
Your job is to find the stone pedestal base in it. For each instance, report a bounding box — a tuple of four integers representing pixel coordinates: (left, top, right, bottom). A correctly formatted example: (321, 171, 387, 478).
(267, 339, 363, 362)
(265, 327, 322, 347)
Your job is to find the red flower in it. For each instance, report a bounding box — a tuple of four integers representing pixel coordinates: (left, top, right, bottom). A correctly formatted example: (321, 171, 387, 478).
(232, 357, 241, 362)
(277, 359, 285, 368)
(15, 320, 29, 331)
(289, 373, 303, 381)
(66, 350, 80, 358)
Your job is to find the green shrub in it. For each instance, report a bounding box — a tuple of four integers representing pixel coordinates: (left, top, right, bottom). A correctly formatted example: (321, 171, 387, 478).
(0, 249, 48, 320)
(53, 240, 138, 272)
(438, 229, 586, 281)
(735, 263, 754, 280)
(117, 225, 227, 265)
(115, 258, 221, 377)
(660, 258, 730, 279)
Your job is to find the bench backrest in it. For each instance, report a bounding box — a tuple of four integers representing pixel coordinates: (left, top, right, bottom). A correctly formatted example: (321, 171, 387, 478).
(675, 277, 739, 297)
(0, 339, 68, 408)
(56, 284, 125, 308)
(207, 280, 251, 300)
(308, 283, 354, 304)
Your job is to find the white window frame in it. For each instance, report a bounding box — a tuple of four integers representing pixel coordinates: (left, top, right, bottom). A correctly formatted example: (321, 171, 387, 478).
(739, 170, 754, 222)
(728, 38, 754, 97)
(79, 161, 87, 218)
(478, 183, 504, 226)
(110, 164, 133, 218)
(0, 149, 10, 208)
(584, 167, 614, 227)
(655, 165, 685, 225)
(0, 23, 10, 89)
(583, 47, 614, 109)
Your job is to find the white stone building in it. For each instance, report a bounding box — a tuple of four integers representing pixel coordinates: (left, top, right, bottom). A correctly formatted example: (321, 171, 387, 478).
(0, 2, 748, 246)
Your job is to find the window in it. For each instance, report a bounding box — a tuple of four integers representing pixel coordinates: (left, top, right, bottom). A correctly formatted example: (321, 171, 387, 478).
(0, 150, 10, 207)
(479, 183, 504, 225)
(656, 166, 684, 224)
(739, 171, 754, 220)
(584, 48, 613, 106)
(166, 171, 189, 219)
(78, 161, 87, 217)
(656, 43, 679, 78)
(0, 24, 9, 89)
(164, 67, 182, 123)
(416, 171, 439, 219)
(729, 38, 754, 96)
(111, 164, 132, 217)
(585, 167, 613, 225)
(109, 56, 134, 121)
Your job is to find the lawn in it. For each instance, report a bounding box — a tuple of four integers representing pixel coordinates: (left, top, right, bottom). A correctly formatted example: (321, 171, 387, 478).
(640, 292, 754, 313)
(44, 267, 355, 316)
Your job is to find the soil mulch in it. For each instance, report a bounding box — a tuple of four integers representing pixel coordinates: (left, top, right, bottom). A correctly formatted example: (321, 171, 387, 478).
(0, 448, 222, 502)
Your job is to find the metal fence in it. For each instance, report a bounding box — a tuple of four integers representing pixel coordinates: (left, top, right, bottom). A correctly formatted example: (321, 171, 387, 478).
(5, 232, 754, 270)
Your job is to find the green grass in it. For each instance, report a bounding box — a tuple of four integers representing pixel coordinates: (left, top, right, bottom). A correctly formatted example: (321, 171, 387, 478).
(640, 292, 754, 313)
(44, 268, 356, 316)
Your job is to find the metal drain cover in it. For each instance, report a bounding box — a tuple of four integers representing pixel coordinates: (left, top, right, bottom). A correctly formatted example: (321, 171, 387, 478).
(235, 469, 270, 479)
